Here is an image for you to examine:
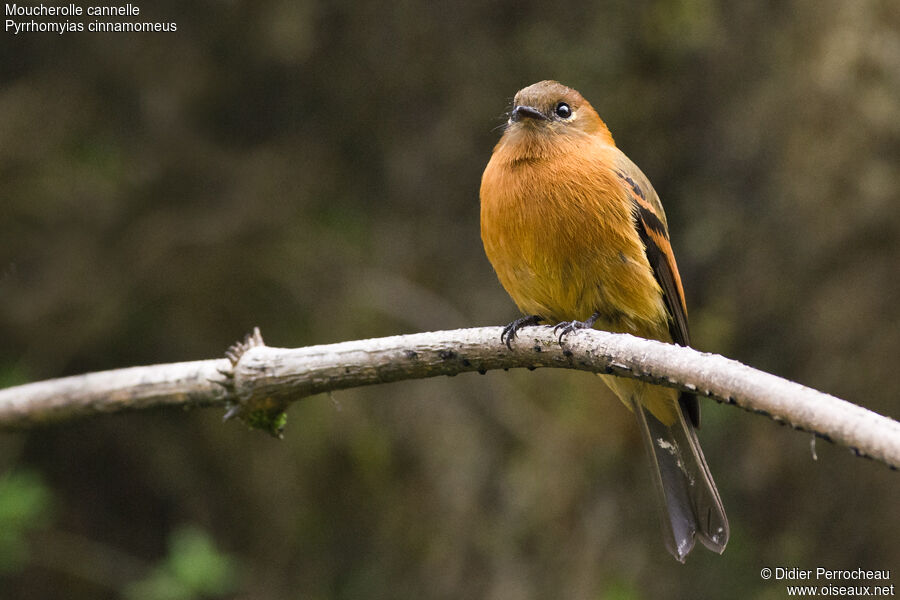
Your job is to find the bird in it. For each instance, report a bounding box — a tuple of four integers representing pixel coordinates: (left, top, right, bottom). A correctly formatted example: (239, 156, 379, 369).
(479, 80, 728, 561)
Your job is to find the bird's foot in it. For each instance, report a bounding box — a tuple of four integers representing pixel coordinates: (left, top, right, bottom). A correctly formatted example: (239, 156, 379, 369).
(500, 315, 543, 349)
(553, 313, 600, 343)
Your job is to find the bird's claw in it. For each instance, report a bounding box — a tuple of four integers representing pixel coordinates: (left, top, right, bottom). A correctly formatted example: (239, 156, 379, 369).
(553, 320, 586, 342)
(500, 315, 543, 349)
(553, 312, 600, 343)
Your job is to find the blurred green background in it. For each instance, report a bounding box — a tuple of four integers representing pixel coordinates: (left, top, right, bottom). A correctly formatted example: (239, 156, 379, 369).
(2, 0, 899, 598)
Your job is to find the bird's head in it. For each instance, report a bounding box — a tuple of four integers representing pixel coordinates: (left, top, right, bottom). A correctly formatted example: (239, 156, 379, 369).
(503, 80, 613, 145)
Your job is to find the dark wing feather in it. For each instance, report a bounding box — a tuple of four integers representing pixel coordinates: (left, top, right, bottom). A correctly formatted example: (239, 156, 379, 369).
(615, 168, 699, 426)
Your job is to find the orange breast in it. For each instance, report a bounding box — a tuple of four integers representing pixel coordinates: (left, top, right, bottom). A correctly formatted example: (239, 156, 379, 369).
(480, 136, 670, 341)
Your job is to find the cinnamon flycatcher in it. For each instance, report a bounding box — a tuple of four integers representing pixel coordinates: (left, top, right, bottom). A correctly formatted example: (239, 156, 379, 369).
(480, 80, 728, 561)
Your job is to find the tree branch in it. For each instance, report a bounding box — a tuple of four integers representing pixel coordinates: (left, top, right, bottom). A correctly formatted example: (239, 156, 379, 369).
(1, 327, 898, 470)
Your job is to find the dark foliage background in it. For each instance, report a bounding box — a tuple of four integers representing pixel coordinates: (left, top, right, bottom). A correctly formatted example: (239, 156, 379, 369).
(1, 0, 898, 598)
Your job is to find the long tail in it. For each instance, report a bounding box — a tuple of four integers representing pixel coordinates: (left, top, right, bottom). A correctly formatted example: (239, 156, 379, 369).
(630, 395, 729, 561)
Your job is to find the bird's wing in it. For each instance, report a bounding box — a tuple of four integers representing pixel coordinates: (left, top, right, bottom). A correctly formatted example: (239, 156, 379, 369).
(614, 160, 699, 427)
(613, 163, 690, 348)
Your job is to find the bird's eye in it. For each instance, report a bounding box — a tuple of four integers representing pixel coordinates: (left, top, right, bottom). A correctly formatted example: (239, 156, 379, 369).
(555, 102, 572, 118)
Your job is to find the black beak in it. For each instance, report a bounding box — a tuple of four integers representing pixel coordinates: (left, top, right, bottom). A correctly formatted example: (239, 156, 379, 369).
(511, 105, 547, 122)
